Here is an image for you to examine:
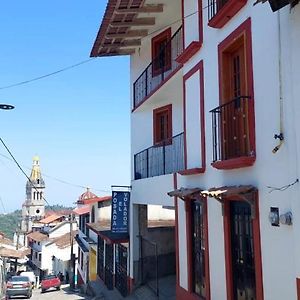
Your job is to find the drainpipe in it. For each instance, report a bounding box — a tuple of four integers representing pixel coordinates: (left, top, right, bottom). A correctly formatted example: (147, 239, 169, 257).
(272, 11, 284, 153)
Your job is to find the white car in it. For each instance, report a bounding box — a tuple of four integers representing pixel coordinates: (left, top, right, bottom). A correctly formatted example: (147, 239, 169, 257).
(20, 272, 35, 288)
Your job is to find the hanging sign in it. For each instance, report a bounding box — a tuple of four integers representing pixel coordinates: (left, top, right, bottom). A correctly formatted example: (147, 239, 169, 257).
(111, 191, 130, 233)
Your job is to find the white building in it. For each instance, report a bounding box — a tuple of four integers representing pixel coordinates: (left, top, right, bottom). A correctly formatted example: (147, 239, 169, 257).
(91, 1, 300, 299)
(28, 219, 77, 281)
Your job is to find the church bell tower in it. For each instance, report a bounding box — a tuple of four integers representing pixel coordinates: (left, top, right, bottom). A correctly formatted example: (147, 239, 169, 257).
(21, 156, 45, 233)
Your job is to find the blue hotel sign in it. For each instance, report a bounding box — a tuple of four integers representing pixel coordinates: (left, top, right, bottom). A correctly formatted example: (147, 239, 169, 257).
(111, 191, 130, 233)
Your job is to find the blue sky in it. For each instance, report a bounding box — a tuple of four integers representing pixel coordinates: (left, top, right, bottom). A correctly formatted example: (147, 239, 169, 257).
(0, 1, 131, 212)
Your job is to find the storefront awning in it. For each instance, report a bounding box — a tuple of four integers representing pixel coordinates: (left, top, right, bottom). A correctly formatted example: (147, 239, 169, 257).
(98, 230, 129, 244)
(167, 187, 203, 200)
(168, 185, 257, 218)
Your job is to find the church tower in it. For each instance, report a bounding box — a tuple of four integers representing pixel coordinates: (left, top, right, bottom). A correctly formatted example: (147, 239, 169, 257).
(21, 156, 45, 233)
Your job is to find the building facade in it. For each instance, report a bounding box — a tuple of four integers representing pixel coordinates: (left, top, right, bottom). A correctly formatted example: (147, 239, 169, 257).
(91, 1, 300, 300)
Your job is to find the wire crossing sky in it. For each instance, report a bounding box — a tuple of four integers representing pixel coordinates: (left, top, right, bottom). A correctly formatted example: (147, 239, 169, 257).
(0, 1, 130, 212)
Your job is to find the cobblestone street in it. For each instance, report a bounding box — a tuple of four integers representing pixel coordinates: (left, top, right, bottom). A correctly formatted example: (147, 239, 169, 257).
(29, 285, 91, 300)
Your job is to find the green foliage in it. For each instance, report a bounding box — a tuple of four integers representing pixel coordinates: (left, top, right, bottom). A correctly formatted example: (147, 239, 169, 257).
(0, 205, 74, 240)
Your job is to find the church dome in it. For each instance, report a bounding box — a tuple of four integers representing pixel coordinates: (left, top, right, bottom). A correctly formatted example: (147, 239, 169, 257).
(78, 188, 97, 201)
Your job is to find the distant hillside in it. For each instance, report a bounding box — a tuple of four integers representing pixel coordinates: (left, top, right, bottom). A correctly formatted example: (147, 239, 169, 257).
(0, 205, 74, 240)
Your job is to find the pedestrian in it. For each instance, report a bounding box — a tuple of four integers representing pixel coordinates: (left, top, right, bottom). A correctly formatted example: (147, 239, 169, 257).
(65, 271, 69, 284)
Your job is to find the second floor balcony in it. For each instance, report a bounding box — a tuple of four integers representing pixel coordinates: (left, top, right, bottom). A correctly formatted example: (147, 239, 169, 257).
(133, 26, 183, 110)
(210, 96, 255, 169)
(134, 133, 184, 180)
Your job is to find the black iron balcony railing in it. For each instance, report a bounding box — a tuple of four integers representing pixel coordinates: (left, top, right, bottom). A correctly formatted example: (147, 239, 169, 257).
(133, 26, 183, 109)
(208, 0, 229, 21)
(134, 133, 184, 180)
(210, 96, 252, 162)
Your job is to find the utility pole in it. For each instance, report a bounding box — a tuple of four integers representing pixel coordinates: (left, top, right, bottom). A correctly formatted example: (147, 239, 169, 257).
(14, 226, 20, 273)
(69, 213, 75, 290)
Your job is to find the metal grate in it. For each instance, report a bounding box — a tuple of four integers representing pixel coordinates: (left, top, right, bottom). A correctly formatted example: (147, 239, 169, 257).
(133, 26, 183, 109)
(208, 0, 229, 21)
(134, 133, 184, 180)
(210, 96, 252, 162)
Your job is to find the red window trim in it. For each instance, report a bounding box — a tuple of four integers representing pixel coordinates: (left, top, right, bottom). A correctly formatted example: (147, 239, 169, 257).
(182, 60, 206, 175)
(222, 191, 264, 300)
(185, 197, 211, 299)
(297, 278, 300, 300)
(208, 0, 247, 29)
(213, 18, 255, 170)
(153, 104, 172, 145)
(180, 0, 203, 63)
(151, 28, 172, 77)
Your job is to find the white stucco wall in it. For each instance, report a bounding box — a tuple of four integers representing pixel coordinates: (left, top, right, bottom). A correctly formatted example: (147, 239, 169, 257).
(184, 0, 200, 46)
(127, 0, 300, 299)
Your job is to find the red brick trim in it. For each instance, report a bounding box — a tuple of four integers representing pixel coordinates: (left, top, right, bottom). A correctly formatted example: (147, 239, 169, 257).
(183, 60, 206, 173)
(174, 173, 180, 285)
(151, 28, 172, 77)
(176, 284, 200, 300)
(208, 0, 247, 28)
(176, 42, 202, 64)
(296, 278, 300, 300)
(178, 167, 205, 175)
(211, 156, 255, 170)
(215, 18, 256, 170)
(153, 104, 172, 145)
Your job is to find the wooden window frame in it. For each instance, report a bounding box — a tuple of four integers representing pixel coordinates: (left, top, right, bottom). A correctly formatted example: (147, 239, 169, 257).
(151, 28, 172, 77)
(153, 104, 172, 146)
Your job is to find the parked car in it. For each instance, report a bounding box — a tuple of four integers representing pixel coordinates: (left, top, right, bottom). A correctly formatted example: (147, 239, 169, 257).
(6, 276, 32, 299)
(40, 274, 61, 293)
(20, 272, 36, 288)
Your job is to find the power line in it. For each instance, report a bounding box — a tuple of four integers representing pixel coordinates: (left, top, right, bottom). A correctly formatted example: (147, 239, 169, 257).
(0, 5, 213, 91)
(0, 58, 96, 91)
(0, 152, 110, 193)
(0, 137, 51, 206)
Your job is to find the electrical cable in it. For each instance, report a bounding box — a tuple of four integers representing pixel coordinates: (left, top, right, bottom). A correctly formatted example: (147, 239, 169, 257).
(0, 4, 215, 91)
(267, 179, 299, 193)
(0, 137, 51, 206)
(0, 152, 110, 193)
(0, 58, 96, 91)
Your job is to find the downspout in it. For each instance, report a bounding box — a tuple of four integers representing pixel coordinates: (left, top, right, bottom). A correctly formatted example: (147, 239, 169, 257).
(272, 10, 284, 153)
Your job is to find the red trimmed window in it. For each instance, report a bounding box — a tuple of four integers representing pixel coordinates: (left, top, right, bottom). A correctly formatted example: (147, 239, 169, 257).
(152, 28, 171, 77)
(208, 0, 247, 28)
(153, 104, 172, 145)
(211, 19, 255, 170)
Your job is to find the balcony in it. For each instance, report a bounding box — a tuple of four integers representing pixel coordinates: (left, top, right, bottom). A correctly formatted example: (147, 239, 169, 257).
(133, 26, 183, 110)
(207, 0, 247, 28)
(134, 133, 184, 180)
(210, 96, 255, 169)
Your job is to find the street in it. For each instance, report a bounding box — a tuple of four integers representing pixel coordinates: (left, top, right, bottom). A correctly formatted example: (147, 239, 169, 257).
(28, 285, 91, 300)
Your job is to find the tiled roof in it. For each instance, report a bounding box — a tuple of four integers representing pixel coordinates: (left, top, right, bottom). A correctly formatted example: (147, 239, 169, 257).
(50, 231, 78, 249)
(73, 205, 90, 215)
(39, 214, 61, 224)
(27, 231, 48, 242)
(0, 247, 26, 259)
(87, 220, 111, 233)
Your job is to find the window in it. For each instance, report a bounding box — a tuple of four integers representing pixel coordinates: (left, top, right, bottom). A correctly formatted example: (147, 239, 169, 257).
(91, 206, 95, 223)
(152, 28, 171, 77)
(191, 200, 206, 297)
(38, 253, 41, 261)
(153, 104, 172, 145)
(35, 252, 37, 259)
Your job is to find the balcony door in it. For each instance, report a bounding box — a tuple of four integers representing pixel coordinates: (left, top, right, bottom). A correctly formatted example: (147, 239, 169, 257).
(221, 37, 249, 160)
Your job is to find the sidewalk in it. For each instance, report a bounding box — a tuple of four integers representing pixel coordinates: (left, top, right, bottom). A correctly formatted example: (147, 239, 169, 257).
(89, 275, 176, 300)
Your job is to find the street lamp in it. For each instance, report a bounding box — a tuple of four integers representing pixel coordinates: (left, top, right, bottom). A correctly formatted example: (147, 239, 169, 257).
(0, 104, 14, 110)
